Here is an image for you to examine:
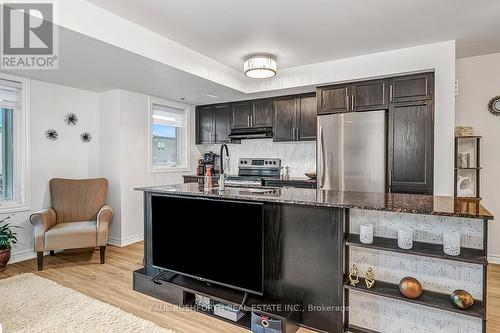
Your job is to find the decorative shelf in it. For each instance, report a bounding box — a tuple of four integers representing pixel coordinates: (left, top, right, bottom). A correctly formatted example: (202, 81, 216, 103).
(456, 135, 482, 139)
(345, 278, 485, 319)
(347, 324, 380, 333)
(346, 234, 487, 265)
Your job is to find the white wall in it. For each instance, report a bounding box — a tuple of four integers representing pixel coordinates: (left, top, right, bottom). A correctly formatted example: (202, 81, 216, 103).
(100, 90, 197, 246)
(7, 79, 100, 263)
(455, 52, 500, 260)
(197, 140, 316, 177)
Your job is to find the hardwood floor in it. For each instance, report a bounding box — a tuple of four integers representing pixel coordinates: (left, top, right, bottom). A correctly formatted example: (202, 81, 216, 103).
(1, 242, 499, 332)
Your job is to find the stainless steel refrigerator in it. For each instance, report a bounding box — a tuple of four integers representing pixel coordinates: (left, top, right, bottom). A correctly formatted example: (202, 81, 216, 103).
(317, 111, 386, 192)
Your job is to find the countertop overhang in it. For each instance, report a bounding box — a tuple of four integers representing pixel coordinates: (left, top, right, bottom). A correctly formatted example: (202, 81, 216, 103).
(135, 183, 493, 220)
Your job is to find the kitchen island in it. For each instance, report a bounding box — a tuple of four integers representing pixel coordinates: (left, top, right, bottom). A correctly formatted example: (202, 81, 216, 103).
(135, 183, 493, 333)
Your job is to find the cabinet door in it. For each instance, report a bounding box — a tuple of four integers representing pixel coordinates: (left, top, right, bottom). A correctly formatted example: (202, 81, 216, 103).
(351, 79, 389, 111)
(273, 98, 296, 142)
(388, 100, 433, 194)
(213, 103, 231, 143)
(231, 101, 251, 129)
(297, 95, 317, 141)
(195, 105, 214, 144)
(251, 98, 273, 127)
(389, 73, 434, 103)
(317, 84, 350, 114)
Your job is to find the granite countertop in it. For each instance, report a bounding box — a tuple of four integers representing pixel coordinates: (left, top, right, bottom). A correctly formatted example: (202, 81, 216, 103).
(135, 183, 493, 219)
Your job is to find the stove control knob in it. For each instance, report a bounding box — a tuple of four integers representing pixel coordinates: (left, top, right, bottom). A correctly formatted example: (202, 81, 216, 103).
(273, 161, 277, 165)
(244, 160, 247, 164)
(265, 161, 268, 164)
(240, 161, 244, 164)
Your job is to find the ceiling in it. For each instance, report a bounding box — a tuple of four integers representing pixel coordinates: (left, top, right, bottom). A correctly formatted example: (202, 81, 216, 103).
(2, 27, 314, 105)
(87, 0, 500, 71)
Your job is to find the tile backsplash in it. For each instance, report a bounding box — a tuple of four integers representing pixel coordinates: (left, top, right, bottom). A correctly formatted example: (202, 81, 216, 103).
(196, 139, 316, 177)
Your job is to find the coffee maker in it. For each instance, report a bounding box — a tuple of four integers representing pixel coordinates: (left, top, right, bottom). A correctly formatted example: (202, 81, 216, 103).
(201, 151, 220, 175)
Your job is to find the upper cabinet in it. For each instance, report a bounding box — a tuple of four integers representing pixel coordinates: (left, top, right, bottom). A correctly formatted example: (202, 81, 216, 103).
(274, 93, 317, 142)
(317, 84, 349, 114)
(317, 79, 388, 114)
(351, 79, 389, 111)
(195, 105, 214, 144)
(195, 103, 231, 144)
(231, 99, 273, 129)
(389, 73, 434, 102)
(251, 99, 273, 127)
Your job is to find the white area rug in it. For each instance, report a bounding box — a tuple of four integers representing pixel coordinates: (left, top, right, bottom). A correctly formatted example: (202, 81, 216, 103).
(0, 273, 174, 333)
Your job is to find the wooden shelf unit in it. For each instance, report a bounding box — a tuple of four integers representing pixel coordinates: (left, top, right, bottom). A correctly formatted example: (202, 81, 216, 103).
(454, 135, 482, 199)
(346, 233, 487, 265)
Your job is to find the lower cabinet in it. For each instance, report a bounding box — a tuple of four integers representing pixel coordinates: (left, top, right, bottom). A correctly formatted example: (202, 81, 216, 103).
(388, 99, 433, 194)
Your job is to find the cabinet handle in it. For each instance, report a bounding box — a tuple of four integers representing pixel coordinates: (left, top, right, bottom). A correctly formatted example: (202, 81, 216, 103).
(247, 115, 250, 127)
(351, 95, 355, 111)
(346, 95, 349, 110)
(389, 85, 393, 101)
(251, 114, 254, 127)
(296, 128, 300, 140)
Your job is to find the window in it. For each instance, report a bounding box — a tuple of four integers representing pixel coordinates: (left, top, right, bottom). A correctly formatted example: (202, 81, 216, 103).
(0, 76, 29, 212)
(149, 98, 190, 172)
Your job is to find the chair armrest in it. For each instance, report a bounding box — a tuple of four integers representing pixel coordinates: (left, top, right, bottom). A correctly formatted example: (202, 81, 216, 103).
(30, 208, 56, 252)
(97, 205, 113, 246)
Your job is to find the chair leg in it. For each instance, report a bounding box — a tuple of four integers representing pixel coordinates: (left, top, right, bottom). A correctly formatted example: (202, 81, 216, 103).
(37, 252, 43, 271)
(49, 250, 55, 256)
(100, 246, 106, 264)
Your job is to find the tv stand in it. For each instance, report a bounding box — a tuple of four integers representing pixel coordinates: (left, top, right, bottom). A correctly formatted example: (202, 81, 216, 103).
(134, 265, 300, 332)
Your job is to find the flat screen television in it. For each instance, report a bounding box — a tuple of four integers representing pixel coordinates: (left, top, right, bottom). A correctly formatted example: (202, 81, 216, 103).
(151, 195, 264, 295)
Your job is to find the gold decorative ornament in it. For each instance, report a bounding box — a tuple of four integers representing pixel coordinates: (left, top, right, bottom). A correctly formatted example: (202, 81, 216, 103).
(399, 277, 423, 299)
(451, 289, 474, 309)
(348, 264, 360, 286)
(365, 267, 375, 289)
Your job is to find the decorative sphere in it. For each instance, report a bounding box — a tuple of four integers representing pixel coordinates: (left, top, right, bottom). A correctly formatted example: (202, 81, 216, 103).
(451, 290, 474, 309)
(399, 277, 422, 299)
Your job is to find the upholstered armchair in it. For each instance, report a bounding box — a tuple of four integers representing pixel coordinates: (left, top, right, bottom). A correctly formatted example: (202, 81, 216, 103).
(30, 178, 113, 271)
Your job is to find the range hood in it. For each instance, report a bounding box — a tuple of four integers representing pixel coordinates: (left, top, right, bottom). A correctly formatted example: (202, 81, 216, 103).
(228, 127, 273, 139)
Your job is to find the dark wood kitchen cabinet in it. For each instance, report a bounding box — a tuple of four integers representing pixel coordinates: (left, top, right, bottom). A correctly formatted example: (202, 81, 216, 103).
(351, 79, 389, 111)
(317, 79, 388, 114)
(213, 104, 231, 143)
(317, 84, 349, 114)
(231, 98, 273, 129)
(388, 99, 434, 194)
(195, 103, 231, 144)
(274, 93, 316, 142)
(389, 73, 434, 102)
(195, 105, 214, 144)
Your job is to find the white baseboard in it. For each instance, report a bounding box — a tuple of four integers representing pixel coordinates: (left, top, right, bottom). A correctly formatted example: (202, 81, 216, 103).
(10, 249, 36, 264)
(488, 254, 500, 265)
(108, 234, 143, 247)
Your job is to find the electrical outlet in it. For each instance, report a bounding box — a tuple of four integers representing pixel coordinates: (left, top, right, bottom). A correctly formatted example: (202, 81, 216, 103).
(454, 79, 459, 96)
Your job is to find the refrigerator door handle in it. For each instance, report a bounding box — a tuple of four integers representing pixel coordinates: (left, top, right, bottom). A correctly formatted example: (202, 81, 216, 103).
(319, 125, 325, 189)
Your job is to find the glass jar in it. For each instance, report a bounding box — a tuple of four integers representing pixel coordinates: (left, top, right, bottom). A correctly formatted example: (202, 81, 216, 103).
(398, 228, 413, 250)
(443, 232, 461, 256)
(359, 224, 374, 244)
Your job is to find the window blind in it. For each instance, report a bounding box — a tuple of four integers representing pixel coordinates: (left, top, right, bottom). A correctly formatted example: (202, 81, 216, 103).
(0, 79, 21, 109)
(152, 104, 184, 128)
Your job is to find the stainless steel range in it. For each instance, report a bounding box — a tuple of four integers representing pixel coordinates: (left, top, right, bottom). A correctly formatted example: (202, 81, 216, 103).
(225, 158, 281, 187)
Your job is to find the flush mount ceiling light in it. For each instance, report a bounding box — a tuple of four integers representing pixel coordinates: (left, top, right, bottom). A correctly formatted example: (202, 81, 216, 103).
(243, 54, 277, 79)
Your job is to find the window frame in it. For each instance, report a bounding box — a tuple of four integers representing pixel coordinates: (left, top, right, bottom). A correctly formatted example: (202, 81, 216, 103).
(0, 73, 30, 213)
(148, 96, 191, 174)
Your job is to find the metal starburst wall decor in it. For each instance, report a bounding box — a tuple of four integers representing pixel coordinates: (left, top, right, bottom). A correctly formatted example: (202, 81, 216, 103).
(80, 132, 92, 143)
(64, 113, 78, 126)
(45, 129, 59, 141)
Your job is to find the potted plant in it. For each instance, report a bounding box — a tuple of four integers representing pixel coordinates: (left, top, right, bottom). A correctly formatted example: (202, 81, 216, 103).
(0, 216, 18, 271)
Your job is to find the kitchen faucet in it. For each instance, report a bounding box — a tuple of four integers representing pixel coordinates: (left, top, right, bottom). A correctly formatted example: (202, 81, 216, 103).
(219, 144, 229, 191)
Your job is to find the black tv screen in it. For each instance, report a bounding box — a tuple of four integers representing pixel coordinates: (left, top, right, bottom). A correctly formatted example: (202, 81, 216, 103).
(151, 195, 264, 295)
